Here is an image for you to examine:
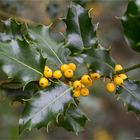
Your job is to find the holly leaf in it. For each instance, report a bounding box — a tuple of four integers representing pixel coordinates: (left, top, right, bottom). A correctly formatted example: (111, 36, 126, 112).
(74, 46, 115, 77)
(0, 82, 38, 102)
(0, 39, 46, 86)
(0, 19, 28, 41)
(57, 104, 88, 134)
(0, 81, 23, 89)
(116, 80, 140, 115)
(27, 24, 67, 67)
(1, 88, 31, 102)
(120, 0, 140, 52)
(19, 82, 75, 134)
(0, 19, 67, 70)
(64, 4, 98, 53)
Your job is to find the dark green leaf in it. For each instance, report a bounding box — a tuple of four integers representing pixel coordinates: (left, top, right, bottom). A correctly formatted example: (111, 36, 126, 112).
(0, 82, 38, 102)
(19, 82, 75, 134)
(0, 39, 46, 86)
(121, 0, 140, 52)
(0, 19, 66, 72)
(74, 46, 115, 76)
(116, 80, 140, 115)
(58, 104, 88, 134)
(0, 19, 28, 41)
(27, 24, 68, 68)
(1, 88, 29, 102)
(0, 81, 23, 89)
(64, 4, 98, 53)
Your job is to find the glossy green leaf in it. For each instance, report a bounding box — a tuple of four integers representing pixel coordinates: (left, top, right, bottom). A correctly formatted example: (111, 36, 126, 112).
(27, 24, 68, 67)
(19, 82, 75, 134)
(121, 0, 140, 52)
(0, 39, 46, 86)
(116, 80, 140, 114)
(74, 46, 115, 76)
(58, 104, 88, 134)
(0, 81, 23, 89)
(0, 19, 28, 41)
(64, 4, 98, 53)
(0, 19, 68, 70)
(0, 82, 38, 102)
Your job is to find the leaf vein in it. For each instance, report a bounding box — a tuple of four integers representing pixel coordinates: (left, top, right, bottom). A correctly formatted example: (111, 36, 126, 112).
(0, 51, 43, 76)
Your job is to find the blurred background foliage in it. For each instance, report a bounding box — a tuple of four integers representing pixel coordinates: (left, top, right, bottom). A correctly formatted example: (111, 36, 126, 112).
(0, 0, 140, 140)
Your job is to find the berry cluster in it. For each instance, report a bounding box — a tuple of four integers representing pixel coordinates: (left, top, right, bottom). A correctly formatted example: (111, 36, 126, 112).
(72, 73, 101, 97)
(106, 64, 127, 93)
(39, 63, 76, 88)
(39, 63, 127, 97)
(39, 63, 101, 97)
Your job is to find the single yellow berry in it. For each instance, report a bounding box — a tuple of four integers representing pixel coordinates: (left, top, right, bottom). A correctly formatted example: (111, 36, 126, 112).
(81, 75, 92, 86)
(114, 76, 124, 86)
(106, 82, 115, 93)
(115, 64, 123, 72)
(81, 88, 89, 96)
(60, 64, 69, 72)
(53, 70, 62, 79)
(73, 89, 81, 97)
(119, 74, 127, 80)
(39, 77, 49, 88)
(73, 80, 82, 89)
(68, 63, 76, 71)
(90, 73, 101, 80)
(44, 66, 50, 71)
(44, 68, 53, 78)
(64, 69, 74, 78)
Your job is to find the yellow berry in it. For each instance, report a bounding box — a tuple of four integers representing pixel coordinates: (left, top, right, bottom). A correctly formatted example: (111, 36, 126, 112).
(73, 80, 82, 89)
(115, 64, 123, 71)
(64, 69, 74, 78)
(106, 82, 115, 93)
(53, 70, 62, 79)
(90, 73, 101, 80)
(114, 76, 124, 86)
(81, 88, 89, 96)
(73, 89, 81, 97)
(44, 68, 53, 78)
(119, 74, 127, 80)
(44, 66, 50, 71)
(39, 77, 49, 88)
(68, 63, 76, 71)
(60, 64, 69, 72)
(81, 75, 92, 86)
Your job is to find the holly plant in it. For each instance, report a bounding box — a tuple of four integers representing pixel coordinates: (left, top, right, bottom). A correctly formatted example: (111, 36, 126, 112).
(0, 0, 140, 135)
